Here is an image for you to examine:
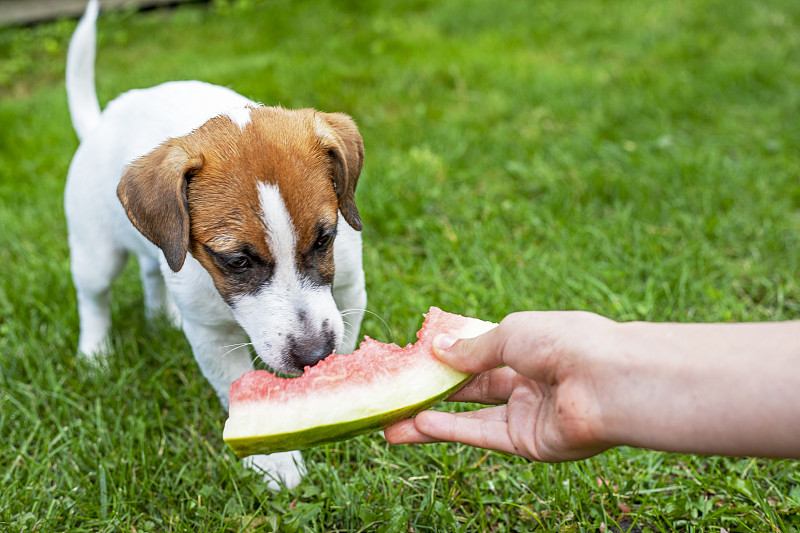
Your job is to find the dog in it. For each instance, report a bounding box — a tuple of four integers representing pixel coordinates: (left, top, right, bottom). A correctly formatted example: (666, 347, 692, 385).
(64, 0, 366, 490)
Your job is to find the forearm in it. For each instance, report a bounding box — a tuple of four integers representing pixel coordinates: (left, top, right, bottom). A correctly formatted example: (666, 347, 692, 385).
(599, 320, 800, 458)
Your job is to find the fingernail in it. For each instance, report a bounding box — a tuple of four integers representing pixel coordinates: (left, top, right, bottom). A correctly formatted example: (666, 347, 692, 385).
(433, 334, 457, 352)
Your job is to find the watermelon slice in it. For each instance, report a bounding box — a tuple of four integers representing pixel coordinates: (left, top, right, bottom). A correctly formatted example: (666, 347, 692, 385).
(223, 307, 496, 457)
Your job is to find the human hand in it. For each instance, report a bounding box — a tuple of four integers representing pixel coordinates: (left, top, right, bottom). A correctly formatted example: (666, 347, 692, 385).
(384, 311, 618, 461)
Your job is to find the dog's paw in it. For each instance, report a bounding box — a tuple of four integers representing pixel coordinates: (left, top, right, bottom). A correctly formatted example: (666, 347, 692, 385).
(77, 335, 111, 363)
(243, 451, 306, 490)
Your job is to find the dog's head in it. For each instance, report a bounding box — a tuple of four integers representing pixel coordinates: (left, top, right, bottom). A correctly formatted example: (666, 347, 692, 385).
(117, 106, 363, 374)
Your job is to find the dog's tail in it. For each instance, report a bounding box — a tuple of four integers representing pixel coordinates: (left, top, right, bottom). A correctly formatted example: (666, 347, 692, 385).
(66, 0, 101, 142)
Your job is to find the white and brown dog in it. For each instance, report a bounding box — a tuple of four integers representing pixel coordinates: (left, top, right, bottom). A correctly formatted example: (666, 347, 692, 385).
(64, 0, 366, 489)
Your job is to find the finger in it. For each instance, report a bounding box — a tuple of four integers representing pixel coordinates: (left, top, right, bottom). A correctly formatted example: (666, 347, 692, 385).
(437, 312, 590, 384)
(412, 409, 526, 457)
(432, 325, 510, 374)
(384, 406, 511, 444)
(383, 418, 442, 444)
(448, 366, 517, 404)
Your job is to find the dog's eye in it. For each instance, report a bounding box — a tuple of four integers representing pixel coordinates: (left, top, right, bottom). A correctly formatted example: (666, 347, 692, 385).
(316, 234, 334, 250)
(226, 256, 251, 270)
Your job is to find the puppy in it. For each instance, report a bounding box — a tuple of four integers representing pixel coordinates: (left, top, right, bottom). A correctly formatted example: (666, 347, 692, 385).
(64, 0, 366, 489)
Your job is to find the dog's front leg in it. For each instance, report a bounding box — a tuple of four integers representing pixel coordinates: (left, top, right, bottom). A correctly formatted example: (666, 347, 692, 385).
(181, 318, 252, 409)
(332, 220, 367, 354)
(181, 318, 305, 490)
(334, 277, 366, 354)
(138, 254, 181, 327)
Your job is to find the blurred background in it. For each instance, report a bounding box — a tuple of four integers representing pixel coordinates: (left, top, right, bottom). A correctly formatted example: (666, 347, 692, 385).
(1, 1, 798, 531)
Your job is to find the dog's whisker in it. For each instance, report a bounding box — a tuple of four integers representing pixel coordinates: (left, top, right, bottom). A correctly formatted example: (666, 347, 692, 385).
(222, 341, 252, 349)
(221, 342, 253, 351)
(339, 308, 391, 336)
(220, 342, 254, 359)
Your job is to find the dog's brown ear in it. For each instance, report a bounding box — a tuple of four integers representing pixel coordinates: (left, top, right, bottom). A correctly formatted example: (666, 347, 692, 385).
(118, 141, 203, 272)
(316, 112, 364, 231)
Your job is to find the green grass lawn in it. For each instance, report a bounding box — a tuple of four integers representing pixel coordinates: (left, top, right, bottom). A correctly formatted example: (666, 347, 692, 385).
(1, 0, 799, 530)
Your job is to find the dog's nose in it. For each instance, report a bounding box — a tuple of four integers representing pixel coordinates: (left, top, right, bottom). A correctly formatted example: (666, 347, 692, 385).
(288, 332, 335, 370)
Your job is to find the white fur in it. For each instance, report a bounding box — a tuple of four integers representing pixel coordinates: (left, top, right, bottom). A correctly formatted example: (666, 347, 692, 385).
(230, 184, 346, 371)
(66, 0, 100, 141)
(64, 0, 366, 491)
(260, 183, 297, 271)
(224, 105, 254, 130)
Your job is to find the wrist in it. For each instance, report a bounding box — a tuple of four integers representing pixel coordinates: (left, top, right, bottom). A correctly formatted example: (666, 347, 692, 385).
(590, 320, 690, 450)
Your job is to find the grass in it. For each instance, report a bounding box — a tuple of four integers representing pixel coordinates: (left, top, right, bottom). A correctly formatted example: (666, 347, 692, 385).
(1, 0, 799, 530)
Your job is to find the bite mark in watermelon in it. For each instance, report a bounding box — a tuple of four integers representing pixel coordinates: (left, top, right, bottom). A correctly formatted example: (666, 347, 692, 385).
(223, 307, 496, 457)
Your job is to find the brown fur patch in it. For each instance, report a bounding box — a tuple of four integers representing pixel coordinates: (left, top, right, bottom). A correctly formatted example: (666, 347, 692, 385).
(118, 105, 363, 302)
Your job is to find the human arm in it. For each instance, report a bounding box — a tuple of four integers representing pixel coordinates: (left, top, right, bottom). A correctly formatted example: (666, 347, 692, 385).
(383, 311, 800, 461)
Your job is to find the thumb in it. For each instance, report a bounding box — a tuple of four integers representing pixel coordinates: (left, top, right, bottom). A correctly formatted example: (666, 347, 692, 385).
(432, 325, 507, 374)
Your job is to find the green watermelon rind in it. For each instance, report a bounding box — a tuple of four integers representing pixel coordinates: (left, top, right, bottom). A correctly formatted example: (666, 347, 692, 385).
(225, 374, 471, 457)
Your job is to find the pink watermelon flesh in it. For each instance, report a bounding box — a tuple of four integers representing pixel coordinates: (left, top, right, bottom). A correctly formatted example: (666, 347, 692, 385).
(223, 307, 496, 457)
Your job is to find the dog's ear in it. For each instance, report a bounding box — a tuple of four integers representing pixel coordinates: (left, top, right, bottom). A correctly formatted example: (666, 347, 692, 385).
(316, 112, 364, 231)
(118, 142, 204, 272)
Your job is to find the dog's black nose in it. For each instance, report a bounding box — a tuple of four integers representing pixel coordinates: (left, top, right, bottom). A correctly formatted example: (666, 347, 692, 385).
(288, 332, 335, 370)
